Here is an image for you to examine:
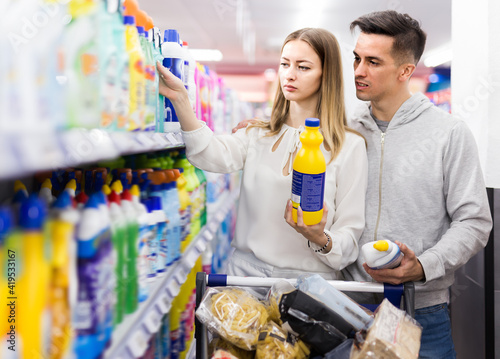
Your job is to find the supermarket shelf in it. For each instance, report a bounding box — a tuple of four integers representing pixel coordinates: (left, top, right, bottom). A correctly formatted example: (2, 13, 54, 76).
(104, 189, 238, 359)
(0, 129, 184, 180)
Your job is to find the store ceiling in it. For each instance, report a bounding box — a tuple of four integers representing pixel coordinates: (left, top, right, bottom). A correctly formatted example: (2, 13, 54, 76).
(140, 0, 451, 75)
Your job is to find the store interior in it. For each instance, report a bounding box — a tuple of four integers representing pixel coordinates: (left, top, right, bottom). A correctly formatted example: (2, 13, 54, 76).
(1, 0, 499, 358)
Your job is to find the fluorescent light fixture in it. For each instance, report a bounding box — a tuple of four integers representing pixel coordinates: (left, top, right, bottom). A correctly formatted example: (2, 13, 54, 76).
(423, 44, 452, 67)
(189, 49, 223, 62)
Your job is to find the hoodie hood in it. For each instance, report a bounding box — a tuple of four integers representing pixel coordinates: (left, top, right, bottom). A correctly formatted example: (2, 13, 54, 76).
(352, 92, 434, 132)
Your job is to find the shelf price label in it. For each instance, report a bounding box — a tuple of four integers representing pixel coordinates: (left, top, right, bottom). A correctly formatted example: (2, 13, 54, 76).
(127, 329, 148, 358)
(165, 133, 181, 146)
(166, 277, 181, 298)
(144, 310, 162, 334)
(204, 231, 214, 242)
(156, 294, 172, 314)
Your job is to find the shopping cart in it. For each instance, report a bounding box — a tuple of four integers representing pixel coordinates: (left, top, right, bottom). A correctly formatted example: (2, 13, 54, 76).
(194, 272, 415, 359)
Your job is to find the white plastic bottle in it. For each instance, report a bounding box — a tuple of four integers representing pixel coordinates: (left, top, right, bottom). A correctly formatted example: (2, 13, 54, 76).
(361, 239, 403, 270)
(181, 41, 197, 111)
(161, 29, 184, 132)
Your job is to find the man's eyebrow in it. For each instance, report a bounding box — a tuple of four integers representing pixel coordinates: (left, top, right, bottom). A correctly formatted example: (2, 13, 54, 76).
(353, 51, 383, 62)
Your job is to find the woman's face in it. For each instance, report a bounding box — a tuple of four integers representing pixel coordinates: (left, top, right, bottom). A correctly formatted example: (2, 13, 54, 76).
(279, 39, 323, 105)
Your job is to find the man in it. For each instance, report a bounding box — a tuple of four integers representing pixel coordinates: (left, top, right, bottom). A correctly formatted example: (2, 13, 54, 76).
(343, 10, 492, 359)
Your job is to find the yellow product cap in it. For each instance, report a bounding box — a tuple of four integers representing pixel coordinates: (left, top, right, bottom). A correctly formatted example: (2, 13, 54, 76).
(41, 178, 53, 190)
(102, 184, 111, 196)
(65, 179, 77, 191)
(130, 185, 140, 197)
(14, 180, 27, 193)
(111, 180, 123, 194)
(373, 240, 389, 252)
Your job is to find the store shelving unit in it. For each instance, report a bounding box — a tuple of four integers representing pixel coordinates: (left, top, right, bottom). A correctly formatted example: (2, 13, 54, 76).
(0, 129, 184, 180)
(104, 189, 238, 359)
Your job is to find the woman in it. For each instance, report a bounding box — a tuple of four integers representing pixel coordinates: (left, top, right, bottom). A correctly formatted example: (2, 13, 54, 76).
(156, 28, 367, 282)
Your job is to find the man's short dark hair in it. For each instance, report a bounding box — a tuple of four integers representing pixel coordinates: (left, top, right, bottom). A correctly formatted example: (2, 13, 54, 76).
(350, 10, 427, 65)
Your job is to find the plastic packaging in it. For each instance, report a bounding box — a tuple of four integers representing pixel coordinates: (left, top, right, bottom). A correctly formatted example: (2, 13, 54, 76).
(361, 239, 403, 270)
(350, 299, 422, 359)
(195, 286, 269, 351)
(291, 118, 326, 225)
(256, 321, 310, 359)
(296, 274, 374, 331)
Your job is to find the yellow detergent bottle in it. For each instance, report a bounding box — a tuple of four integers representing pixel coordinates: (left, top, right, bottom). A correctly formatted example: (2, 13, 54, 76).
(17, 195, 51, 359)
(291, 118, 326, 225)
(123, 15, 146, 131)
(175, 168, 192, 253)
(47, 191, 79, 359)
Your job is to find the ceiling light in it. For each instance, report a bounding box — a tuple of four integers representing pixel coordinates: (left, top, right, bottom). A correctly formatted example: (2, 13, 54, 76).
(423, 44, 452, 67)
(188, 49, 223, 62)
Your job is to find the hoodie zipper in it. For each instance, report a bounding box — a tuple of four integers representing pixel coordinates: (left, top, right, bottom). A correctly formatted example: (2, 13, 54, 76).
(374, 131, 385, 241)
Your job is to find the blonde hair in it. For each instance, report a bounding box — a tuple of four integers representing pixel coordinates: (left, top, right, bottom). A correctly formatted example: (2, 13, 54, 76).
(250, 28, 362, 162)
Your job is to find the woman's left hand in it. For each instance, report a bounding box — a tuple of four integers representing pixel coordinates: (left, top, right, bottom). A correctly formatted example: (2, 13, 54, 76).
(284, 200, 330, 249)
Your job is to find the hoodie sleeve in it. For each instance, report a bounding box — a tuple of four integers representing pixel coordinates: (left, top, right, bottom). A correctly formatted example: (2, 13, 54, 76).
(417, 121, 492, 283)
(181, 121, 251, 173)
(311, 134, 368, 270)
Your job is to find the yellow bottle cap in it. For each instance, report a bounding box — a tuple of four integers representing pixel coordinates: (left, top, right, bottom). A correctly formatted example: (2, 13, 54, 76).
(14, 180, 27, 193)
(65, 179, 77, 191)
(41, 178, 53, 190)
(130, 185, 140, 197)
(373, 240, 389, 252)
(102, 184, 111, 196)
(111, 180, 123, 194)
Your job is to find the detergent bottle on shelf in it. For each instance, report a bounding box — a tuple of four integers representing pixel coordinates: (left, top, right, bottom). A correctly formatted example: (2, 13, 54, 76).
(361, 239, 404, 270)
(47, 191, 79, 359)
(16, 195, 52, 359)
(161, 29, 184, 133)
(291, 118, 326, 225)
(176, 168, 191, 252)
(123, 15, 146, 131)
(150, 24, 165, 133)
(39, 178, 56, 206)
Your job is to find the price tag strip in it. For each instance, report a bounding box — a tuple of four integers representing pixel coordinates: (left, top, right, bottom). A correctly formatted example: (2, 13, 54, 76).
(144, 308, 163, 334)
(127, 329, 148, 358)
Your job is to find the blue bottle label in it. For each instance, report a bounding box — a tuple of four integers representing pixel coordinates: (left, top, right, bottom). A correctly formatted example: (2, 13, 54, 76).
(291, 171, 325, 212)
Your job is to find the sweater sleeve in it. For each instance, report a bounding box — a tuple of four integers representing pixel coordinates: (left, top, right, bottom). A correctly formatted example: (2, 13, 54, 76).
(312, 135, 368, 270)
(418, 121, 492, 283)
(181, 121, 251, 173)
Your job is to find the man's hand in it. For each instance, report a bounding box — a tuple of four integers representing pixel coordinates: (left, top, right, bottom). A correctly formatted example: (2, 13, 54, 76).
(232, 118, 258, 133)
(363, 241, 425, 285)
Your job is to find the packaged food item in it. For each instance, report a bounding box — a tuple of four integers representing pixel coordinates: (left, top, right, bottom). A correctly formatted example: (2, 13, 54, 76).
(256, 321, 310, 359)
(196, 287, 269, 350)
(350, 299, 422, 359)
(266, 280, 296, 325)
(209, 337, 254, 359)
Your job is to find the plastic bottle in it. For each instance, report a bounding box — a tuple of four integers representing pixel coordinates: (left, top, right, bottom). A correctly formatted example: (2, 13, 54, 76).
(130, 185, 150, 303)
(39, 178, 56, 206)
(165, 170, 182, 263)
(17, 195, 51, 359)
(176, 168, 191, 252)
(182, 41, 197, 111)
(108, 188, 127, 325)
(161, 29, 184, 132)
(109, 0, 130, 130)
(194, 167, 207, 227)
(150, 24, 165, 133)
(120, 188, 139, 314)
(74, 193, 113, 359)
(291, 118, 326, 225)
(47, 191, 79, 359)
(361, 239, 404, 270)
(148, 173, 168, 276)
(64, 0, 100, 129)
(124, 15, 146, 131)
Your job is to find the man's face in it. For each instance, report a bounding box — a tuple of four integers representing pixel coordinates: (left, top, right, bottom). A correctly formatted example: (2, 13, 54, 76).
(353, 32, 401, 103)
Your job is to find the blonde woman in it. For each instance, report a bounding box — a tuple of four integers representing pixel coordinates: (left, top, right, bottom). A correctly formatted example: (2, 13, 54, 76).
(156, 28, 367, 282)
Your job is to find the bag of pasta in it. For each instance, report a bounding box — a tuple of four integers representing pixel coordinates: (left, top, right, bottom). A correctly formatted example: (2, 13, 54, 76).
(265, 280, 296, 325)
(196, 286, 269, 350)
(256, 321, 310, 359)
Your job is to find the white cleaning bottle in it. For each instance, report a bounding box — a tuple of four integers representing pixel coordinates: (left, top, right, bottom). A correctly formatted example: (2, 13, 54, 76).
(361, 239, 403, 270)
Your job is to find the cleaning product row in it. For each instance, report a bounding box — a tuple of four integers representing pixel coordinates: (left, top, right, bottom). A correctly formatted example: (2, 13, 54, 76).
(0, 148, 212, 359)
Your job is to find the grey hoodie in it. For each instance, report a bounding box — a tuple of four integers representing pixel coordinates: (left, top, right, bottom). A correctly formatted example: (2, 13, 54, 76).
(343, 92, 492, 309)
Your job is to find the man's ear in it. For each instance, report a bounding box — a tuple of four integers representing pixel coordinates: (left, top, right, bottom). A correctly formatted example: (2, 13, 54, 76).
(399, 63, 416, 81)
